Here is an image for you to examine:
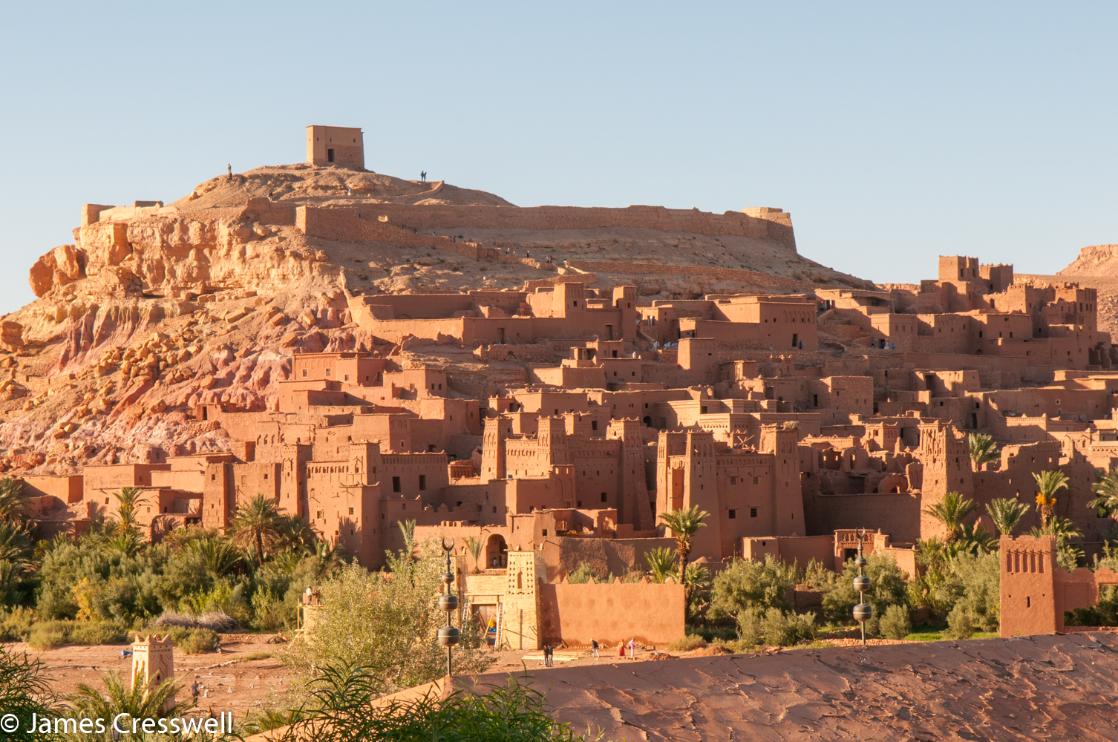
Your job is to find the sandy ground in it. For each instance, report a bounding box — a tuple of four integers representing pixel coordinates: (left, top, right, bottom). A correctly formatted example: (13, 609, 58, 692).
(461, 632, 1118, 741)
(6, 633, 293, 721)
(21, 631, 1116, 740)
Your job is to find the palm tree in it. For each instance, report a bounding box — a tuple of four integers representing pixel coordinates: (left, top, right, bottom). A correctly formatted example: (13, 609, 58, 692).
(683, 561, 713, 619)
(658, 506, 709, 583)
(955, 521, 995, 555)
(0, 645, 56, 734)
(230, 494, 285, 563)
(188, 537, 244, 576)
(1030, 515, 1082, 540)
(644, 547, 677, 583)
(923, 490, 975, 541)
(463, 536, 483, 573)
(277, 514, 319, 554)
(0, 478, 24, 523)
(985, 497, 1030, 537)
(68, 672, 183, 726)
(1030, 516, 1085, 569)
(967, 433, 1000, 470)
(1033, 470, 1069, 528)
(113, 486, 147, 537)
(1090, 468, 1118, 516)
(0, 521, 31, 565)
(397, 519, 417, 561)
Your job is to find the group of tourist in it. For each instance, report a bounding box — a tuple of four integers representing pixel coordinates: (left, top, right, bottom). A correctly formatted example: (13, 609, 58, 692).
(540, 638, 640, 667)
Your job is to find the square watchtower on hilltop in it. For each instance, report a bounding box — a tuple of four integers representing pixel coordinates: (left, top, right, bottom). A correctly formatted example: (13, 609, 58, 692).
(306, 125, 364, 168)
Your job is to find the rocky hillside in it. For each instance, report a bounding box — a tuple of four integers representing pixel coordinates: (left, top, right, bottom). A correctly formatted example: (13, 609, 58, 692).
(1, 164, 869, 474)
(1057, 244, 1118, 335)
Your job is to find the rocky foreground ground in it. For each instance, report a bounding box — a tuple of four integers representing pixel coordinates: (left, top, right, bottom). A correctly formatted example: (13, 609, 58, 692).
(459, 632, 1118, 741)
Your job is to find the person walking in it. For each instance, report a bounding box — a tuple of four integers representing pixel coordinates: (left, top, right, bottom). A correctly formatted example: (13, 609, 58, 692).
(591, 638, 600, 659)
(627, 638, 635, 659)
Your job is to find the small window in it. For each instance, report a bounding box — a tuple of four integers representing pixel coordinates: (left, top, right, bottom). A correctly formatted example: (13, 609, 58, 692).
(600, 492, 607, 503)
(750, 507, 758, 518)
(419, 474, 427, 491)
(392, 476, 401, 493)
(728, 509, 737, 519)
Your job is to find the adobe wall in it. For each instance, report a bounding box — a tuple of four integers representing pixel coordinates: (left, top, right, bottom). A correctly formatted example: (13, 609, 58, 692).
(538, 581, 685, 645)
(743, 534, 834, 569)
(538, 536, 675, 581)
(23, 474, 83, 503)
(804, 492, 923, 544)
(295, 206, 496, 260)
(360, 203, 798, 251)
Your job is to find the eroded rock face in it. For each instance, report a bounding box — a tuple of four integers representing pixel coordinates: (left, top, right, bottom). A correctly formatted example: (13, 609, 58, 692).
(29, 244, 86, 297)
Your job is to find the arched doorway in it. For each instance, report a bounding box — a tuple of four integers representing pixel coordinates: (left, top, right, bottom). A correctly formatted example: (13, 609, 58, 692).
(485, 534, 507, 569)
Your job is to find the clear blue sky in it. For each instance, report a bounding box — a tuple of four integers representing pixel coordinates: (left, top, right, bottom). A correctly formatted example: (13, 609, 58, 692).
(2, 2, 1117, 313)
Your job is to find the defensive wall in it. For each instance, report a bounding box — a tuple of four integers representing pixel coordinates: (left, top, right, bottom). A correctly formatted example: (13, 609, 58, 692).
(538, 581, 686, 645)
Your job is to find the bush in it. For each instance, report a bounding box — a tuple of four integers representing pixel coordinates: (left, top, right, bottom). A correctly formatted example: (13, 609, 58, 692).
(285, 549, 492, 695)
(667, 634, 707, 652)
(0, 606, 35, 641)
(274, 670, 579, 742)
(565, 563, 606, 584)
(153, 610, 237, 633)
(945, 603, 978, 639)
(166, 627, 220, 654)
(709, 556, 798, 620)
(879, 604, 911, 639)
(737, 607, 815, 647)
(822, 554, 909, 635)
(251, 589, 288, 631)
(24, 619, 128, 649)
(924, 552, 999, 631)
(67, 620, 128, 646)
(736, 607, 765, 646)
(27, 621, 69, 650)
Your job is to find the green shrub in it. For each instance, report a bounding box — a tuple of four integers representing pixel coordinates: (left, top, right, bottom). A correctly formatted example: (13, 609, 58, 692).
(736, 607, 765, 646)
(251, 589, 288, 631)
(285, 551, 492, 694)
(68, 620, 128, 646)
(166, 627, 220, 654)
(945, 603, 978, 639)
(0, 606, 35, 641)
(822, 553, 909, 634)
(274, 670, 579, 741)
(710, 556, 798, 619)
(879, 604, 912, 639)
(667, 634, 707, 652)
(737, 607, 815, 647)
(27, 621, 69, 650)
(565, 563, 605, 584)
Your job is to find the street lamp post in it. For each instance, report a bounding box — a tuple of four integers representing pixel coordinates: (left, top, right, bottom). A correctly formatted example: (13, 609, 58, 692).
(436, 538, 460, 677)
(852, 528, 873, 647)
